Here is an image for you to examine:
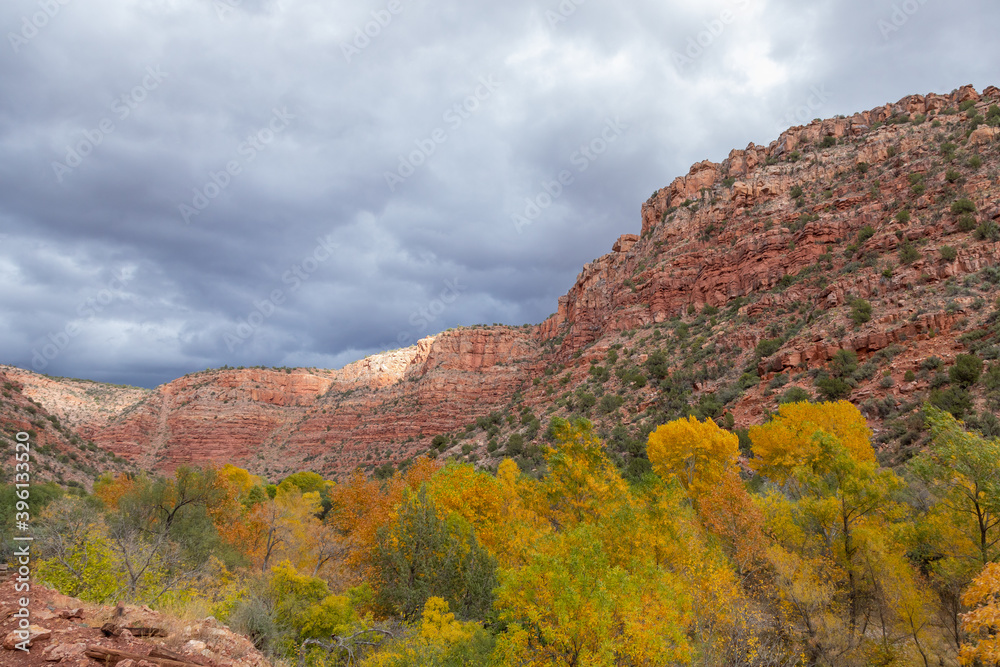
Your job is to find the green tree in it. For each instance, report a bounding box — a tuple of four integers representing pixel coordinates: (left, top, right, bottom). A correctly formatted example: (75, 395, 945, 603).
(910, 407, 1000, 566)
(372, 486, 498, 622)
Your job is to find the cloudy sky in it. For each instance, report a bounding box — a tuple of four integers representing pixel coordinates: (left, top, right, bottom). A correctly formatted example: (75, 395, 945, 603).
(1, 0, 997, 388)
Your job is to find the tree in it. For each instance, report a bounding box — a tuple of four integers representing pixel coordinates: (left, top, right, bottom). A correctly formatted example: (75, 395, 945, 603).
(950, 354, 984, 388)
(493, 524, 692, 667)
(99, 467, 230, 602)
(533, 418, 630, 530)
(327, 458, 441, 584)
(697, 469, 768, 579)
(910, 406, 1000, 566)
(36, 496, 120, 603)
(371, 486, 497, 622)
(646, 415, 739, 497)
(753, 403, 916, 662)
(959, 562, 1000, 666)
(749, 400, 874, 483)
(426, 462, 542, 569)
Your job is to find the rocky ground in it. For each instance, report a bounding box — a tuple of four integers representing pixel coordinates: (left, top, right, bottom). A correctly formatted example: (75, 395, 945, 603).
(0, 572, 269, 667)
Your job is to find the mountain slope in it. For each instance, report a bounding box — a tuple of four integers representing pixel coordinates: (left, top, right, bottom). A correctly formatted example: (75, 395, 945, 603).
(9, 84, 1000, 480)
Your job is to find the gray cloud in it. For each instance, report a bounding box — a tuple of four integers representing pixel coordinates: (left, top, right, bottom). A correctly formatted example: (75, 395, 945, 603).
(2, 0, 998, 387)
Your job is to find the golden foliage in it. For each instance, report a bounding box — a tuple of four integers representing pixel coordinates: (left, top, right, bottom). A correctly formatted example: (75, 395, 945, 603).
(749, 400, 873, 482)
(646, 414, 739, 496)
(960, 562, 1000, 666)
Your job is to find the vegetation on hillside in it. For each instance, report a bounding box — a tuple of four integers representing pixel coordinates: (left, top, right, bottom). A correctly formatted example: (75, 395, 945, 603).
(4, 401, 1000, 665)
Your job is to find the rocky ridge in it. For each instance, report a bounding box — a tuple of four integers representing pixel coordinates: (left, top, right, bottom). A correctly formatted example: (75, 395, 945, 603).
(7, 84, 1000, 479)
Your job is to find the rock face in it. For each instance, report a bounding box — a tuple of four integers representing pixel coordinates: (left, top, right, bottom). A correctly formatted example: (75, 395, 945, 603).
(13, 329, 540, 478)
(9, 84, 1000, 478)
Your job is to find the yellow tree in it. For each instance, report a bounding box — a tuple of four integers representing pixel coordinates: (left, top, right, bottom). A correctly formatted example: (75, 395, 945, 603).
(425, 461, 544, 569)
(531, 418, 630, 530)
(647, 414, 739, 497)
(749, 400, 874, 482)
(493, 523, 693, 666)
(751, 402, 911, 662)
(960, 562, 1000, 666)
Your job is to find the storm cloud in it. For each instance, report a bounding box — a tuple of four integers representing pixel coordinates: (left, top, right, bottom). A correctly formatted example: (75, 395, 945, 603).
(1, 0, 997, 387)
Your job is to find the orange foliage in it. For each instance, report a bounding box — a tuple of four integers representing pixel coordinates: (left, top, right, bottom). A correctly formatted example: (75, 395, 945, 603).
(93, 472, 136, 510)
(697, 469, 769, 579)
(960, 562, 1000, 665)
(327, 457, 441, 581)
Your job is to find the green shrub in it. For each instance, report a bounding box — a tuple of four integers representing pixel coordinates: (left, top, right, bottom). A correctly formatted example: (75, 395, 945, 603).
(857, 225, 876, 243)
(975, 220, 1000, 242)
(588, 365, 610, 383)
(984, 364, 1000, 391)
(896, 210, 911, 224)
(958, 213, 977, 232)
(929, 386, 972, 419)
(778, 386, 812, 404)
(950, 354, 983, 387)
(755, 338, 783, 359)
(939, 245, 958, 261)
(816, 375, 852, 400)
(899, 241, 921, 264)
(819, 136, 836, 148)
(506, 433, 525, 455)
(830, 349, 859, 377)
(968, 155, 983, 169)
(850, 299, 872, 325)
(597, 394, 625, 415)
(372, 487, 498, 622)
(945, 168, 962, 183)
(952, 199, 977, 214)
(904, 370, 916, 382)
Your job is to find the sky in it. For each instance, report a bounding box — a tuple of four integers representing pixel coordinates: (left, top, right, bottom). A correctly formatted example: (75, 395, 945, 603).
(1, 0, 998, 388)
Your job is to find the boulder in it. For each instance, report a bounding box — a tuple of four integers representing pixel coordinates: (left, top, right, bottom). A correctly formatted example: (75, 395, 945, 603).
(3, 625, 51, 649)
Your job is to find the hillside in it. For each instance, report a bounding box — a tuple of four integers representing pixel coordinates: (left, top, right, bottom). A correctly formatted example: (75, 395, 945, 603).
(8, 84, 1000, 481)
(0, 367, 135, 488)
